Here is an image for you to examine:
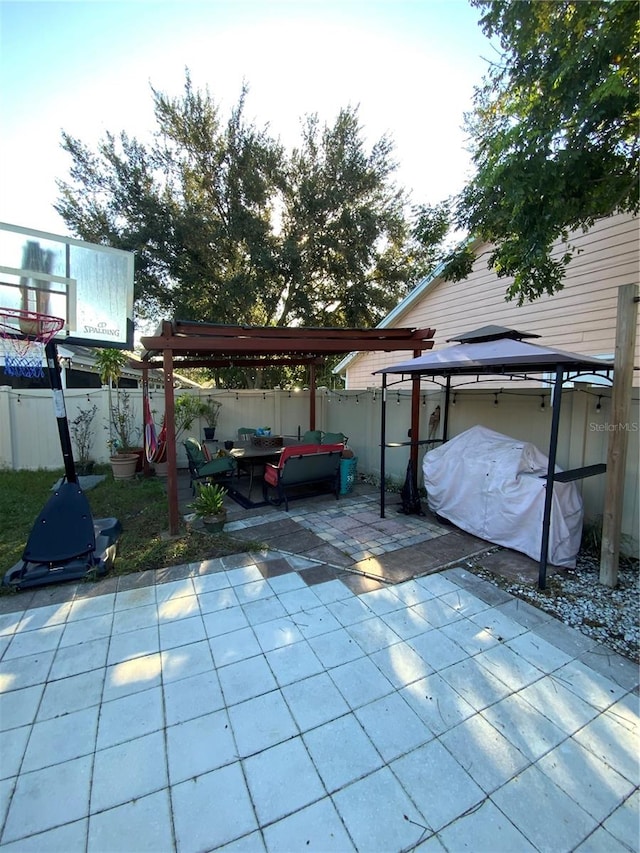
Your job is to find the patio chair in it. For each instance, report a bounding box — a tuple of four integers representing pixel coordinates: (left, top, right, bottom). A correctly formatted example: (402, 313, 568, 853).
(237, 427, 256, 441)
(183, 437, 235, 495)
(322, 431, 348, 445)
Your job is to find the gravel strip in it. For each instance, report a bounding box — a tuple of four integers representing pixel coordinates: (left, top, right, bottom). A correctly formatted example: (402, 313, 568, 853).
(470, 551, 639, 664)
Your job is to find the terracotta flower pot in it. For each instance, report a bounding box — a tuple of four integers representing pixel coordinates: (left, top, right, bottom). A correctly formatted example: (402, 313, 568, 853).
(110, 453, 138, 480)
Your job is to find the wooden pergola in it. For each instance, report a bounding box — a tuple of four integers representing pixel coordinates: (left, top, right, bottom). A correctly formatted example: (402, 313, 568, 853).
(139, 320, 436, 534)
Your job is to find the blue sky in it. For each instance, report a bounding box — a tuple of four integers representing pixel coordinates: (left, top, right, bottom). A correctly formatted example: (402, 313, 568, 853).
(0, 0, 492, 236)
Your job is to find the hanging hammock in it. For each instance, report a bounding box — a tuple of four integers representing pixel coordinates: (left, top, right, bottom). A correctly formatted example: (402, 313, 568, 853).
(143, 389, 160, 463)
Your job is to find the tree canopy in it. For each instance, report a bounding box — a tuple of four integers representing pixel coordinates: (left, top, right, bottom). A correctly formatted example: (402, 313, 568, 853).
(447, 0, 639, 303)
(56, 74, 445, 351)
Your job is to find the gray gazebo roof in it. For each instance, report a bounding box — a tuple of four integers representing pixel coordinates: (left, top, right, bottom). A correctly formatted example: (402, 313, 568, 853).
(376, 335, 613, 377)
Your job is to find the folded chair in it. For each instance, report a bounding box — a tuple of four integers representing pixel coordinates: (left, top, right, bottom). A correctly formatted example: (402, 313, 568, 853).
(238, 427, 256, 440)
(183, 437, 235, 494)
(322, 431, 348, 445)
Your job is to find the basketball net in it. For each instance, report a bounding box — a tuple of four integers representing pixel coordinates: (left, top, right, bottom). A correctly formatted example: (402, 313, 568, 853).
(0, 308, 65, 379)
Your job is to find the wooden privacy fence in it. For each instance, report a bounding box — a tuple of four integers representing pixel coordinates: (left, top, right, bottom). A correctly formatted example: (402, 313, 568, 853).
(0, 384, 637, 553)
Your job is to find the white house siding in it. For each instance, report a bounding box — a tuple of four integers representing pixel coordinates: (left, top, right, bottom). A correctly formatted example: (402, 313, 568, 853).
(344, 212, 639, 389)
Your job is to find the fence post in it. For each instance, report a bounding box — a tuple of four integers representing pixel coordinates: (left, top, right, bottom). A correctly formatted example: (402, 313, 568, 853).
(0, 387, 13, 468)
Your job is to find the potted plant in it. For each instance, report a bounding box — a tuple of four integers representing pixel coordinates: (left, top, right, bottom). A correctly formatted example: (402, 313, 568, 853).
(95, 348, 142, 478)
(190, 482, 228, 532)
(94, 348, 128, 447)
(200, 398, 222, 440)
(173, 395, 203, 440)
(70, 403, 98, 476)
(107, 390, 141, 479)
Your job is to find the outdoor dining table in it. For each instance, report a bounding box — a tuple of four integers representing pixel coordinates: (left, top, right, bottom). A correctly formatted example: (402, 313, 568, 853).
(228, 440, 285, 500)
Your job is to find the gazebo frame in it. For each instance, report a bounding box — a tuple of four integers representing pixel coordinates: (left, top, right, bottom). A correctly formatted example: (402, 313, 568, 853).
(376, 327, 615, 589)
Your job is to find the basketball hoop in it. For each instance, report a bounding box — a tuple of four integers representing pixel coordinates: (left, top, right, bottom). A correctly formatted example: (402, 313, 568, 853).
(0, 308, 65, 379)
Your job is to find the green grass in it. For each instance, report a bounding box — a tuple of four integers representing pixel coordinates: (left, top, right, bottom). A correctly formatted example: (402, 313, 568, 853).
(0, 468, 263, 589)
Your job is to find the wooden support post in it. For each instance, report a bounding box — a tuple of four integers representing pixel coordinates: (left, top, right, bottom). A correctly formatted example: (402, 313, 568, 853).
(600, 283, 639, 587)
(163, 349, 179, 536)
(142, 364, 151, 477)
(309, 363, 316, 430)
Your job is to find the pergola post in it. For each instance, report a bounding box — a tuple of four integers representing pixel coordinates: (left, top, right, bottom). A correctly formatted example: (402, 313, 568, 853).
(380, 374, 388, 518)
(141, 363, 151, 477)
(163, 348, 179, 536)
(309, 362, 316, 430)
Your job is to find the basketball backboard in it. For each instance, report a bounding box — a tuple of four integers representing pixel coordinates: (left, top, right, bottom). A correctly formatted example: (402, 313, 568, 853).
(0, 222, 134, 348)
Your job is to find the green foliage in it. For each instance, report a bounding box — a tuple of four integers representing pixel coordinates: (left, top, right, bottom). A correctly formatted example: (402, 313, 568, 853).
(174, 395, 206, 442)
(109, 390, 141, 452)
(199, 398, 222, 427)
(449, 0, 639, 303)
(70, 404, 98, 470)
(56, 71, 451, 386)
(190, 482, 227, 518)
(94, 349, 128, 386)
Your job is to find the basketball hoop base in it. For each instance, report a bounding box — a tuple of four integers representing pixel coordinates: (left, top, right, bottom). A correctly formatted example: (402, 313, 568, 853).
(2, 482, 122, 589)
(3, 518, 121, 589)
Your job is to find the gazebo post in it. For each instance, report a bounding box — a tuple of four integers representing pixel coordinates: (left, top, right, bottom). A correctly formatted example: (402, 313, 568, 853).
(409, 351, 421, 498)
(442, 375, 451, 442)
(539, 365, 564, 588)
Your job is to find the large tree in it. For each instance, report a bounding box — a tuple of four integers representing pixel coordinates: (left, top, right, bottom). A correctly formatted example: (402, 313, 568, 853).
(56, 73, 437, 338)
(447, 0, 639, 303)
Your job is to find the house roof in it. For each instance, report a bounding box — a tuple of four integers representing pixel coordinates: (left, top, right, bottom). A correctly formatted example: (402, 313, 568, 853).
(375, 335, 614, 377)
(333, 237, 483, 376)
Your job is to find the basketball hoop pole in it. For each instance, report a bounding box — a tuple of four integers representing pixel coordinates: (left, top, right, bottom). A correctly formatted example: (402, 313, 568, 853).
(44, 339, 78, 484)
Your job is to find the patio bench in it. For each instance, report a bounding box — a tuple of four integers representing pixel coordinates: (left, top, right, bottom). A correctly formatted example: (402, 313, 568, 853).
(262, 443, 344, 510)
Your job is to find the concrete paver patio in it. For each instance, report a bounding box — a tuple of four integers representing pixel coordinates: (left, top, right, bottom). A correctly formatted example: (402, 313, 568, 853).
(0, 483, 637, 852)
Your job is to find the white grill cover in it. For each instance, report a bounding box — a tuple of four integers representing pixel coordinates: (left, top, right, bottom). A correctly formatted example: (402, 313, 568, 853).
(422, 425, 583, 568)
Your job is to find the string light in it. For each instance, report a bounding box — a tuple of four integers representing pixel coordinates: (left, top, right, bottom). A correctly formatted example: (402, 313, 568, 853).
(493, 393, 499, 407)
(540, 395, 546, 411)
(596, 396, 602, 411)
(422, 395, 426, 406)
(396, 391, 401, 405)
(356, 395, 359, 404)
(452, 394, 457, 406)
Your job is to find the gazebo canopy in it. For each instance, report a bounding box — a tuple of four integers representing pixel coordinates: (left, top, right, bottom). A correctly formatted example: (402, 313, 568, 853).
(376, 326, 613, 378)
